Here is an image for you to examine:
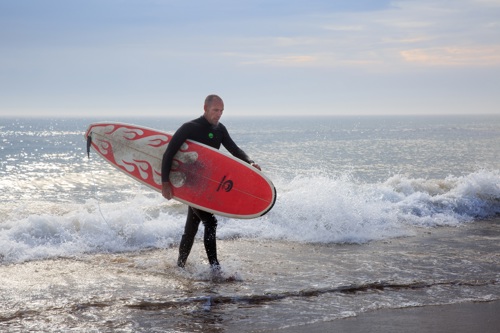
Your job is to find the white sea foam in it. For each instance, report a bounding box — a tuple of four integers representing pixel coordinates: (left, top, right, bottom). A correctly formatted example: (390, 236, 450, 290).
(1, 170, 498, 264)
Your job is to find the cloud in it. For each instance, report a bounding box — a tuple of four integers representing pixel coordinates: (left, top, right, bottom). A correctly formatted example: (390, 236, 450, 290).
(472, 0, 500, 6)
(400, 46, 500, 66)
(323, 25, 365, 32)
(243, 55, 318, 66)
(233, 0, 500, 70)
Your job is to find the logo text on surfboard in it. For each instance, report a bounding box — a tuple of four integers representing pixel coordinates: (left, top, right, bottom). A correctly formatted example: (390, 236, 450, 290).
(217, 175, 233, 192)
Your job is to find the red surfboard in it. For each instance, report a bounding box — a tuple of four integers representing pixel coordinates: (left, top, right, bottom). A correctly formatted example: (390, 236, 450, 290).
(85, 122, 276, 219)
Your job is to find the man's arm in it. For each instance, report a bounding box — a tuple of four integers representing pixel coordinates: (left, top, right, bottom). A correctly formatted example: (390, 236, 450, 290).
(161, 124, 190, 199)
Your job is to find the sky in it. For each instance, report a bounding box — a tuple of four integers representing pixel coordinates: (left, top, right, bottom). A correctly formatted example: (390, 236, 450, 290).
(0, 0, 499, 117)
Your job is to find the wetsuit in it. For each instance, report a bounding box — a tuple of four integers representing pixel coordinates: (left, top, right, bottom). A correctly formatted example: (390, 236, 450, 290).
(161, 116, 254, 268)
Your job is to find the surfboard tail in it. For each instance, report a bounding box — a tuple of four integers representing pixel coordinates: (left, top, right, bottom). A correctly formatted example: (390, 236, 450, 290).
(86, 132, 92, 158)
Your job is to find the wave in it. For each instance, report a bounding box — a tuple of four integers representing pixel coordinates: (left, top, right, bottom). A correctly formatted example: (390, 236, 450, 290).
(1, 170, 499, 264)
(248, 169, 500, 243)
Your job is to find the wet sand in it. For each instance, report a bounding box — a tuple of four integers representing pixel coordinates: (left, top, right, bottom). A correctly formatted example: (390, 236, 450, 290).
(279, 300, 500, 333)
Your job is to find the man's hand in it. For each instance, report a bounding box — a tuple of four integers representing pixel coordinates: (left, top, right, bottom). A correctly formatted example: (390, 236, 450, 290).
(162, 182, 173, 200)
(251, 162, 261, 171)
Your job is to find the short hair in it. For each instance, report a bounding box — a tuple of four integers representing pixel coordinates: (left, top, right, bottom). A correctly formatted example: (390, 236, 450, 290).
(204, 94, 223, 106)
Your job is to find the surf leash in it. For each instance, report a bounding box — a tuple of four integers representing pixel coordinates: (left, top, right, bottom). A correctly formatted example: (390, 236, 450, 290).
(86, 132, 112, 228)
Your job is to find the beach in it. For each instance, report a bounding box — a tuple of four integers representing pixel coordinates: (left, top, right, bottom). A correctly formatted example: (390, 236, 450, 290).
(1, 218, 499, 332)
(285, 300, 500, 333)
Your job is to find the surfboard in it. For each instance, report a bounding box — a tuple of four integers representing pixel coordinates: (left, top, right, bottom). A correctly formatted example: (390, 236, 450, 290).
(84, 122, 276, 219)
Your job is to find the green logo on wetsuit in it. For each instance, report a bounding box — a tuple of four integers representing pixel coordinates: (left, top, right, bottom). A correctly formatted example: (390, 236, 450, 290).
(208, 133, 214, 139)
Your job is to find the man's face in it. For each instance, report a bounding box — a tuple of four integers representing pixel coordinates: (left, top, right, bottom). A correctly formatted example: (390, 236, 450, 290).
(204, 99, 224, 126)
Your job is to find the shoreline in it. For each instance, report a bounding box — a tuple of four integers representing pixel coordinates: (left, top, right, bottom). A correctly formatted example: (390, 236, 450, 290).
(276, 300, 500, 333)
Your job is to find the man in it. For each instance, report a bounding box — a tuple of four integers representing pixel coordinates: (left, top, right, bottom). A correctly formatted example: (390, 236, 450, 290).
(161, 94, 261, 270)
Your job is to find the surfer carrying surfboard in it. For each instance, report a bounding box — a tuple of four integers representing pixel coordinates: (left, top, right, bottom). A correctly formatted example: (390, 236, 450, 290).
(161, 95, 261, 270)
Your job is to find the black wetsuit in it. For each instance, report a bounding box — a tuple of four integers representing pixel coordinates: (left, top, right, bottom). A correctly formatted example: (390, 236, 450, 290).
(161, 116, 254, 268)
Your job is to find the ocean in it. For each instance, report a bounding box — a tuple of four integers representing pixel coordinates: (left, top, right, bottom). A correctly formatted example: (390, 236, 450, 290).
(1, 115, 499, 332)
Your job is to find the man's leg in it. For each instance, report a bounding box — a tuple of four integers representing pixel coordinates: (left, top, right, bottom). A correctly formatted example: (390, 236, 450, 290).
(177, 206, 201, 268)
(191, 208, 219, 267)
